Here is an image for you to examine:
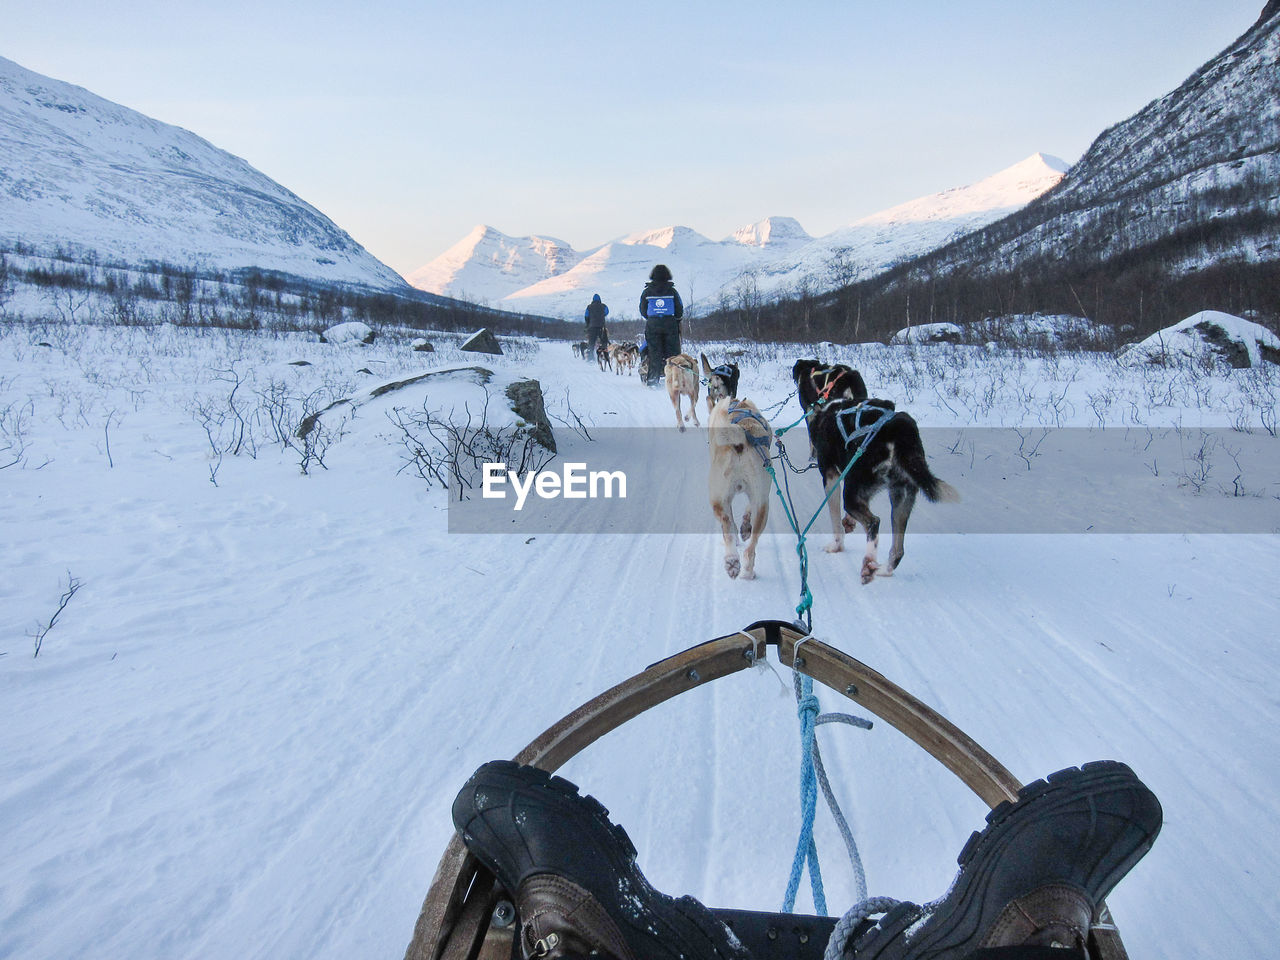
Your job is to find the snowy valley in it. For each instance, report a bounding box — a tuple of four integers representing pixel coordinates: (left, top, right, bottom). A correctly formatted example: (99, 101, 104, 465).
(2, 5, 1279, 960)
(1, 321, 1278, 959)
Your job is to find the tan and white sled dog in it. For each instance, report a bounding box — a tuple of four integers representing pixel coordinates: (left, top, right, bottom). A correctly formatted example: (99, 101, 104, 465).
(664, 353, 701, 431)
(609, 342, 638, 375)
(708, 397, 773, 579)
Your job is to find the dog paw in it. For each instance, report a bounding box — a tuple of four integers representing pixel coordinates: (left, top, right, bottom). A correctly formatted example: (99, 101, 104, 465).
(725, 556, 741, 579)
(842, 515, 856, 533)
(739, 568, 756, 580)
(824, 541, 843, 554)
(678, 424, 686, 433)
(740, 516, 753, 540)
(860, 558, 879, 584)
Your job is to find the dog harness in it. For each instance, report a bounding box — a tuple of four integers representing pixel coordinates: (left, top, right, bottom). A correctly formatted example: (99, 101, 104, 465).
(834, 400, 895, 452)
(812, 366, 848, 402)
(727, 400, 773, 450)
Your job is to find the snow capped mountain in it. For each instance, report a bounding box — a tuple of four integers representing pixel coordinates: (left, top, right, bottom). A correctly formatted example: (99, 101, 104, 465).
(408, 154, 1066, 320)
(0, 55, 407, 292)
(887, 3, 1280, 284)
(404, 225, 583, 303)
(500, 230, 745, 322)
(619, 225, 718, 250)
(753, 153, 1069, 297)
(729, 216, 810, 248)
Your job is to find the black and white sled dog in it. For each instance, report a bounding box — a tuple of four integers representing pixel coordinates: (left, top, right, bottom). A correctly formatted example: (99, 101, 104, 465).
(802, 390, 959, 585)
(700, 354, 741, 415)
(791, 358, 868, 410)
(791, 358, 868, 458)
(572, 341, 591, 360)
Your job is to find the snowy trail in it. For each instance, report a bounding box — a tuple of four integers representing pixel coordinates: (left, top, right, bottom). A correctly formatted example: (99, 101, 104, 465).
(2, 331, 1278, 960)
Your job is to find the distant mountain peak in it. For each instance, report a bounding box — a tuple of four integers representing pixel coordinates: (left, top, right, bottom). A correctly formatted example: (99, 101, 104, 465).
(730, 216, 811, 247)
(619, 225, 711, 249)
(854, 153, 1068, 229)
(1024, 152, 1071, 174)
(406, 223, 582, 298)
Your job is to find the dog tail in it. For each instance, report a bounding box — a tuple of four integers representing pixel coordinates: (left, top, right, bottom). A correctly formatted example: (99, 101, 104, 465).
(894, 415, 960, 503)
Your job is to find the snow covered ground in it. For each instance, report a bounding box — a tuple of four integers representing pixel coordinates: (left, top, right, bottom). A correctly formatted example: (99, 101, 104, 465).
(2, 322, 1278, 960)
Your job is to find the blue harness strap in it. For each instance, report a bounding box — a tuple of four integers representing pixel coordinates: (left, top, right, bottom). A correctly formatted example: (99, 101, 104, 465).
(727, 400, 773, 450)
(834, 401, 894, 452)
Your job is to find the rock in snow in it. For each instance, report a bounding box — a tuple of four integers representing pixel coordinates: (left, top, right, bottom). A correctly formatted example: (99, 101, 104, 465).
(1118, 311, 1280, 368)
(505, 379, 557, 454)
(321, 322, 376, 345)
(461, 329, 503, 355)
(891, 322, 963, 345)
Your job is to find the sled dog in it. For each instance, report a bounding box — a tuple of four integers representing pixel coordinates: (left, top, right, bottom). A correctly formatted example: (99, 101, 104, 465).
(792, 358, 868, 411)
(792, 358, 869, 459)
(572, 341, 590, 360)
(708, 397, 772, 579)
(609, 342, 639, 375)
(664, 354, 701, 431)
(700, 354, 741, 415)
(807, 396, 958, 584)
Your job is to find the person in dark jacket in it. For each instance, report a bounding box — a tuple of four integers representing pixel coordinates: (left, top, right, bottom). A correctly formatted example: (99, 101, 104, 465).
(638, 264, 683, 385)
(584, 294, 609, 358)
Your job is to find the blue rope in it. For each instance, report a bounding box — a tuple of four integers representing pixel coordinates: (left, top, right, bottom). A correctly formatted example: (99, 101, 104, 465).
(766, 400, 896, 914)
(783, 672, 827, 915)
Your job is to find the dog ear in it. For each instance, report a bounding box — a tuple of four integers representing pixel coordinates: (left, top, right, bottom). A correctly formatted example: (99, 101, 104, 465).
(700, 353, 713, 376)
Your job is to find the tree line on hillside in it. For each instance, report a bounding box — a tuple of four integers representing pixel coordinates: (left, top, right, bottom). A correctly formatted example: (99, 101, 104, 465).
(693, 197, 1280, 346)
(0, 244, 582, 339)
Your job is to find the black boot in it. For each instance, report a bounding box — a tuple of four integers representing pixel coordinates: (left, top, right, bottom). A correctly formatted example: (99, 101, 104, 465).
(452, 760, 751, 960)
(845, 761, 1161, 960)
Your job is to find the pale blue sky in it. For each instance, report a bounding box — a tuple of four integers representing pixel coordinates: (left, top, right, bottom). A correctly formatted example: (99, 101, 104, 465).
(1, 0, 1267, 275)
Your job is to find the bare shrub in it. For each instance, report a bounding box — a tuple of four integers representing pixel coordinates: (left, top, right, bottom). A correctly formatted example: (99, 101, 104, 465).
(387, 389, 554, 496)
(31, 571, 84, 658)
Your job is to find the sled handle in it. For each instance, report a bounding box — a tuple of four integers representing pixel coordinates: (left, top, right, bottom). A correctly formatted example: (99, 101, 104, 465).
(405, 621, 1127, 960)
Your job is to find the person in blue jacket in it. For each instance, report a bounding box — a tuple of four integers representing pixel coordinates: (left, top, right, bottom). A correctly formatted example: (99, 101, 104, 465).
(638, 264, 683, 385)
(584, 294, 609, 359)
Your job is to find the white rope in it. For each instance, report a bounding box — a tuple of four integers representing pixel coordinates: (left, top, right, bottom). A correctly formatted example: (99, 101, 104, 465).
(823, 897, 905, 960)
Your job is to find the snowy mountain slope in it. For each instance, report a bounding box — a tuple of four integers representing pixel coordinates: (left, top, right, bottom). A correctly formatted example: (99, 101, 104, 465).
(0, 55, 408, 292)
(2, 325, 1279, 960)
(502, 223, 769, 321)
(730, 215, 810, 247)
(892, 3, 1280, 281)
(752, 153, 1069, 297)
(408, 155, 1066, 320)
(404, 225, 584, 303)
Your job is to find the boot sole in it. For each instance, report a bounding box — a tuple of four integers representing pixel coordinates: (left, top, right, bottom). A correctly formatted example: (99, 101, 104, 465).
(453, 760, 748, 960)
(855, 761, 1162, 959)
